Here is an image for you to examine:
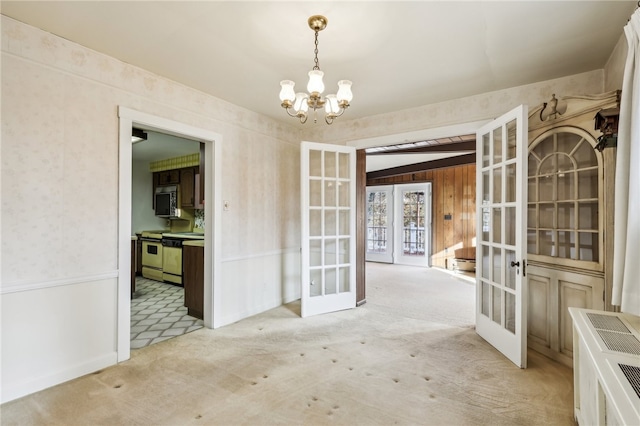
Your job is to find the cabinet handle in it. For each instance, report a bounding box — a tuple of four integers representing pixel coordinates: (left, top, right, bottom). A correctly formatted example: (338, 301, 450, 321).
(510, 261, 520, 267)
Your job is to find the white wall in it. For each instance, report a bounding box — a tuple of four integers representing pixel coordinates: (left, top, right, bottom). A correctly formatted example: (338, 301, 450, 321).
(604, 33, 628, 92)
(0, 16, 301, 403)
(131, 160, 166, 233)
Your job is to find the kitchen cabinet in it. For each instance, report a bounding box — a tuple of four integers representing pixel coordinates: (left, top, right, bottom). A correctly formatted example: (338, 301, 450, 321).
(158, 169, 180, 185)
(183, 243, 204, 319)
(180, 167, 196, 208)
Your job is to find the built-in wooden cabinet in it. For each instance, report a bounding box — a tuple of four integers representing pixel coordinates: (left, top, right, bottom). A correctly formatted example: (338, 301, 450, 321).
(152, 166, 202, 210)
(183, 244, 204, 319)
(526, 91, 619, 367)
(180, 167, 196, 208)
(157, 169, 180, 185)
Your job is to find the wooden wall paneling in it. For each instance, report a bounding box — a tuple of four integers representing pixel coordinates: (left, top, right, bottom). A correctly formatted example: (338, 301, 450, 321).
(453, 165, 464, 265)
(443, 168, 455, 268)
(433, 170, 445, 268)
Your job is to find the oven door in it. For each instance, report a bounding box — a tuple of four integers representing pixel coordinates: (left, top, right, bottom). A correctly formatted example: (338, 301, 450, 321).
(142, 241, 163, 269)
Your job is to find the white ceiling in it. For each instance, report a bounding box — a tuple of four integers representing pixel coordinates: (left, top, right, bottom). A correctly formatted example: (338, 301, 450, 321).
(2, 1, 635, 170)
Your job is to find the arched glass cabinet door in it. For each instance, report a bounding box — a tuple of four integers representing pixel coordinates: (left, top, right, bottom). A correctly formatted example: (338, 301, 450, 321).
(527, 127, 603, 271)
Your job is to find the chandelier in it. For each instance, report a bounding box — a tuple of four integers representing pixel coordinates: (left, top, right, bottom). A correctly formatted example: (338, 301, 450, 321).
(279, 15, 353, 125)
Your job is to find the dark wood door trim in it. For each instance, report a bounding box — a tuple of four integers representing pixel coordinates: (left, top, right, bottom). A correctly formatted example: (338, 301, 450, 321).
(356, 149, 366, 305)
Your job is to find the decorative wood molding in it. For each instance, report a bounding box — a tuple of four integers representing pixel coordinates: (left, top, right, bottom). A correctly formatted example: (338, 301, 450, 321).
(1, 271, 119, 294)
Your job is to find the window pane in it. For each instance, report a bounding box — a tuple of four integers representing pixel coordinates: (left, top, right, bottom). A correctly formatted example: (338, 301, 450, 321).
(338, 152, 349, 179)
(339, 267, 350, 292)
(482, 133, 491, 167)
(557, 153, 573, 173)
(338, 238, 349, 264)
(324, 151, 336, 178)
(557, 231, 576, 259)
(506, 119, 517, 160)
(325, 239, 337, 265)
(557, 202, 575, 229)
(506, 292, 516, 334)
(493, 248, 502, 285)
(505, 206, 516, 246)
(539, 155, 556, 175)
(492, 207, 502, 244)
(339, 210, 350, 235)
(310, 180, 322, 206)
(325, 210, 336, 236)
(527, 229, 537, 254)
(578, 202, 598, 230)
(574, 140, 597, 168)
(528, 177, 537, 202)
(483, 172, 490, 203)
(325, 180, 336, 207)
(310, 240, 322, 267)
(325, 268, 337, 295)
(482, 245, 490, 280)
(557, 171, 574, 201)
(557, 132, 581, 154)
(506, 163, 516, 202)
(505, 249, 517, 290)
(579, 232, 598, 262)
(539, 203, 554, 229)
(493, 127, 503, 164)
(492, 286, 502, 325)
(338, 182, 349, 207)
(539, 175, 554, 201)
(310, 210, 322, 236)
(493, 167, 502, 203)
(539, 230, 554, 256)
(309, 150, 322, 177)
(577, 169, 598, 199)
(482, 282, 491, 317)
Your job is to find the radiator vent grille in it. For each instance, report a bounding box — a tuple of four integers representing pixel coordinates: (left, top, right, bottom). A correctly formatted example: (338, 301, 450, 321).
(595, 331, 640, 355)
(586, 313, 640, 355)
(619, 364, 640, 400)
(587, 313, 631, 333)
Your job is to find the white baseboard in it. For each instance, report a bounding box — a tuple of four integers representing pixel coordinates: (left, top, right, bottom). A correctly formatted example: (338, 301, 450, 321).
(1, 352, 118, 404)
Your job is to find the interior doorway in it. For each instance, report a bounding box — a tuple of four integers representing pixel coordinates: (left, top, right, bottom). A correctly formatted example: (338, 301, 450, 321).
(117, 107, 222, 363)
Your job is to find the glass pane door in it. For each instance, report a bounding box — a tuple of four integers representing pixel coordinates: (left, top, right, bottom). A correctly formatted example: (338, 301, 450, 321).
(476, 105, 528, 368)
(301, 142, 356, 318)
(395, 183, 431, 266)
(366, 186, 393, 263)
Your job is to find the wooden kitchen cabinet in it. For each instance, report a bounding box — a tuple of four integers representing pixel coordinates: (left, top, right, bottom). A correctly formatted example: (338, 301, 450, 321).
(180, 167, 196, 208)
(183, 244, 204, 319)
(158, 169, 180, 185)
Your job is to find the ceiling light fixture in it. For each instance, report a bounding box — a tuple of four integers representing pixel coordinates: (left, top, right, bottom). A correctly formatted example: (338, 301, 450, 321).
(279, 15, 353, 125)
(131, 128, 147, 143)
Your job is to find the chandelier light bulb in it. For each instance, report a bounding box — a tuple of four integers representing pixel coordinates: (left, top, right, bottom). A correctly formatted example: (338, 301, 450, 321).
(336, 80, 353, 103)
(307, 70, 325, 95)
(279, 80, 296, 104)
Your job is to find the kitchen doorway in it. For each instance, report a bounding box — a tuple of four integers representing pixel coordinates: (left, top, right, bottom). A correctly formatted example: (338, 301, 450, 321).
(117, 107, 222, 363)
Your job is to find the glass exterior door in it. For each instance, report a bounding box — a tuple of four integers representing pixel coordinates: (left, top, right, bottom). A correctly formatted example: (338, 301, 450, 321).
(366, 186, 393, 263)
(300, 142, 356, 318)
(394, 183, 430, 266)
(476, 105, 528, 368)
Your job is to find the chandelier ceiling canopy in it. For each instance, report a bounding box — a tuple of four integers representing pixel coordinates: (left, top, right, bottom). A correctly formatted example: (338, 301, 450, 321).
(279, 15, 353, 125)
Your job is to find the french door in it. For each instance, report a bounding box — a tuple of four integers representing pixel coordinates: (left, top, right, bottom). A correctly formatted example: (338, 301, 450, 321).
(475, 105, 528, 368)
(301, 142, 356, 318)
(365, 186, 394, 263)
(394, 183, 431, 267)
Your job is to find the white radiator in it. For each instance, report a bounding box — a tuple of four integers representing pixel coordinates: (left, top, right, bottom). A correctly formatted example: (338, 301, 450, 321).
(569, 308, 640, 425)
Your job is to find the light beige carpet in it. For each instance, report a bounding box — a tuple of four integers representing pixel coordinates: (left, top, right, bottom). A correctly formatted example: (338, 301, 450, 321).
(1, 263, 575, 425)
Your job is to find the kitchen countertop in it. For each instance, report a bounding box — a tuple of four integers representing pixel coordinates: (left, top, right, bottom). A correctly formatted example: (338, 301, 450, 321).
(182, 240, 204, 247)
(162, 232, 204, 240)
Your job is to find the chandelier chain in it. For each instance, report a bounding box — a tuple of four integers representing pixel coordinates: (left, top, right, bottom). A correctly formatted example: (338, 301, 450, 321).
(313, 30, 320, 70)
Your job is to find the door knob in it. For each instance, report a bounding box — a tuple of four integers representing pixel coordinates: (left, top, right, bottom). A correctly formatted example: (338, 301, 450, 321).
(510, 261, 520, 267)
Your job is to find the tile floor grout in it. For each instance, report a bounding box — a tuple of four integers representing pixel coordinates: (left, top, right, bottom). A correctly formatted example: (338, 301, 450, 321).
(130, 277, 203, 349)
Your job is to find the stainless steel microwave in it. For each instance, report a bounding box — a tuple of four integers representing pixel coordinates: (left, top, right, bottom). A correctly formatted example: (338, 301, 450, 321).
(155, 185, 181, 218)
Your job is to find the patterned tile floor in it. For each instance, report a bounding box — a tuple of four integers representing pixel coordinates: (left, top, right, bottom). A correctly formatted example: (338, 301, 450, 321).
(131, 277, 204, 349)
